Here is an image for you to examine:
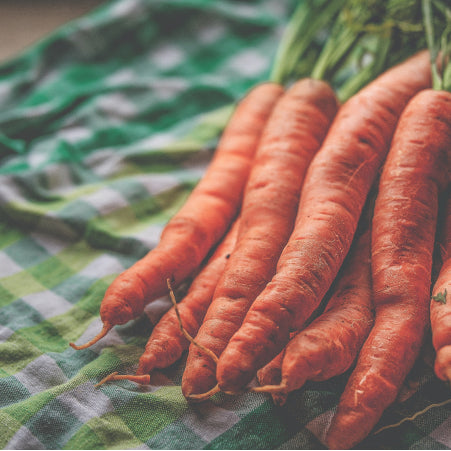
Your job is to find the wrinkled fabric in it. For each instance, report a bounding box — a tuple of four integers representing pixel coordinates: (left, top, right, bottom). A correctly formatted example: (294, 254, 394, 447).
(0, 0, 450, 449)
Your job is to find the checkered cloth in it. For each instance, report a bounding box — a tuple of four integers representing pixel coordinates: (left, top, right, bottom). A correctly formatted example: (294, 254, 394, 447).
(1, 0, 450, 449)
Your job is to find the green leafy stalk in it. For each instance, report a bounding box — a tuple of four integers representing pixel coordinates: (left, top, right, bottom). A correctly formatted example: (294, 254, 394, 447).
(271, 0, 430, 101)
(337, 32, 393, 101)
(423, 0, 444, 89)
(271, 0, 427, 101)
(441, 5, 451, 90)
(270, 0, 347, 85)
(422, 0, 451, 91)
(310, 17, 361, 81)
(328, 0, 425, 99)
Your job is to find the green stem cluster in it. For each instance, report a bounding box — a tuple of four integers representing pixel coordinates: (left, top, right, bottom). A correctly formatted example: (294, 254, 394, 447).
(271, 0, 427, 101)
(270, 0, 346, 86)
(423, 0, 451, 91)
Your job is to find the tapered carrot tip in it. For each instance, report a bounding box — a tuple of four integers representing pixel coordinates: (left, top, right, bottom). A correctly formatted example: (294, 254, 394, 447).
(94, 371, 151, 387)
(186, 384, 220, 403)
(69, 322, 112, 350)
(136, 361, 155, 376)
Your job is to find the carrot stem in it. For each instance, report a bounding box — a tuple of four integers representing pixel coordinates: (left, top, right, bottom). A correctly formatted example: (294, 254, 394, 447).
(269, 0, 346, 84)
(69, 322, 112, 350)
(423, 0, 444, 90)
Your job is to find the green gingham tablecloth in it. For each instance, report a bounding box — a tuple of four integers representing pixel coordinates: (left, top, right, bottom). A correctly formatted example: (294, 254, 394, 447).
(1, 0, 451, 449)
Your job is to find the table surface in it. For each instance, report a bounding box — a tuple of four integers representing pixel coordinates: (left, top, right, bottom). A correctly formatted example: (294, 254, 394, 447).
(0, 0, 105, 63)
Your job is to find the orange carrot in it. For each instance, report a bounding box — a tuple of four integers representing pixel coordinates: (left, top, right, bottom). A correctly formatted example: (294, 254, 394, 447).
(98, 219, 239, 385)
(430, 190, 451, 382)
(325, 88, 451, 450)
(94, 219, 239, 387)
(138, 218, 240, 376)
(181, 78, 339, 400)
(256, 345, 288, 406)
(69, 83, 283, 350)
(216, 50, 432, 394)
(254, 226, 373, 402)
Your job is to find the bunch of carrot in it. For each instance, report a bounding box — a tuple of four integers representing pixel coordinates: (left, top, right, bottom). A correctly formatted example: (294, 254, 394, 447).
(69, 0, 451, 448)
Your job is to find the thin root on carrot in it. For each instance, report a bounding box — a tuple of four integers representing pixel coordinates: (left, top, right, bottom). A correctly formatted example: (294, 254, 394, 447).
(166, 278, 219, 365)
(373, 398, 451, 435)
(95, 371, 151, 387)
(251, 383, 288, 394)
(70, 322, 113, 350)
(186, 384, 221, 402)
(95, 372, 119, 387)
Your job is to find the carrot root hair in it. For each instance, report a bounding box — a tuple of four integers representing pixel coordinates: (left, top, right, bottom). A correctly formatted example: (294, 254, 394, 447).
(185, 384, 221, 402)
(69, 322, 113, 350)
(94, 371, 151, 387)
(166, 278, 219, 365)
(373, 398, 451, 435)
(251, 383, 288, 394)
(185, 381, 288, 399)
(167, 278, 222, 402)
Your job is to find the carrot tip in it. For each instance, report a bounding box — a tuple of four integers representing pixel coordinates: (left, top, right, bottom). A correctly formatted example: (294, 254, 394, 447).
(70, 322, 113, 350)
(186, 384, 220, 403)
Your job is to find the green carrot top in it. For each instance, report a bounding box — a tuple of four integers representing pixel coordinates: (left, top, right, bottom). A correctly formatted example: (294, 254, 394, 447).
(270, 0, 428, 101)
(423, 0, 451, 91)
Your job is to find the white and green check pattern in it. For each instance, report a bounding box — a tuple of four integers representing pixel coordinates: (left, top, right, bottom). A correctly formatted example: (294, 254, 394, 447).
(1, 0, 450, 449)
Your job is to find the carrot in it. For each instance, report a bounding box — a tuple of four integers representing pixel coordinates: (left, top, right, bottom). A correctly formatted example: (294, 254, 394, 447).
(69, 83, 283, 350)
(430, 191, 451, 382)
(325, 88, 451, 450)
(146, 219, 239, 380)
(181, 78, 339, 400)
(95, 219, 240, 387)
(137, 218, 239, 375)
(256, 345, 288, 406)
(254, 226, 373, 402)
(256, 320, 312, 406)
(216, 50, 432, 395)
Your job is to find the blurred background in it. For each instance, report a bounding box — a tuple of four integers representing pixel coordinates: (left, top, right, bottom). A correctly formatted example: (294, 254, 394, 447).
(0, 0, 105, 63)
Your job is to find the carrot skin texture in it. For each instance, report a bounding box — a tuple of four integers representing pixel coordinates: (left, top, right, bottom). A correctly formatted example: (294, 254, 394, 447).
(70, 83, 283, 348)
(431, 194, 451, 381)
(326, 89, 451, 450)
(136, 219, 240, 375)
(181, 78, 339, 398)
(267, 227, 373, 398)
(101, 83, 283, 325)
(216, 51, 432, 394)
